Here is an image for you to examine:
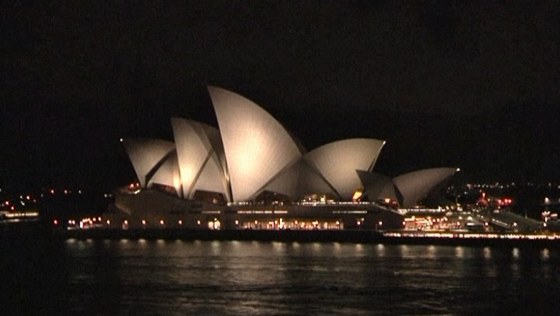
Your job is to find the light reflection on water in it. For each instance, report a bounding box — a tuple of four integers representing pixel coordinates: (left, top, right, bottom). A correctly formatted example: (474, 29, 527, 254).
(58, 240, 560, 315)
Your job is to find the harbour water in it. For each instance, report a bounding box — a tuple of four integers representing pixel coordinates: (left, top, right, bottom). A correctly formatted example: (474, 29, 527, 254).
(2, 234, 560, 315)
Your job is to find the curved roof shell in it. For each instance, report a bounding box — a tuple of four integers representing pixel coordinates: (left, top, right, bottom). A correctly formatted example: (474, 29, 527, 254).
(171, 118, 230, 200)
(393, 167, 458, 208)
(357, 170, 398, 201)
(122, 138, 175, 188)
(121, 87, 460, 205)
(260, 160, 301, 198)
(208, 86, 302, 201)
(148, 152, 181, 196)
(296, 160, 338, 197)
(303, 139, 385, 199)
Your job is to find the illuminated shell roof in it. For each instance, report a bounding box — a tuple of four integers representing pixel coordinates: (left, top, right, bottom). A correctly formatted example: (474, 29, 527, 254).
(171, 118, 230, 200)
(148, 152, 181, 196)
(122, 87, 458, 204)
(304, 139, 386, 199)
(209, 86, 302, 201)
(393, 167, 459, 208)
(357, 170, 398, 201)
(296, 160, 338, 197)
(260, 160, 301, 198)
(122, 138, 175, 188)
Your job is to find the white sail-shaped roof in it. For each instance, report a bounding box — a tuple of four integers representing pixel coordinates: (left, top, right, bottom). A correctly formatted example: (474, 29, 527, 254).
(148, 152, 181, 196)
(209, 86, 302, 201)
(393, 167, 459, 208)
(171, 118, 230, 200)
(357, 170, 398, 201)
(190, 121, 231, 201)
(303, 139, 386, 200)
(297, 160, 338, 197)
(260, 160, 301, 198)
(261, 159, 343, 199)
(120, 87, 460, 206)
(122, 138, 175, 187)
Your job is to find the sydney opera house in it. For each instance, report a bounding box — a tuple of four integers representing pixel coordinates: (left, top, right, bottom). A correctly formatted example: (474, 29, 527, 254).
(104, 87, 458, 230)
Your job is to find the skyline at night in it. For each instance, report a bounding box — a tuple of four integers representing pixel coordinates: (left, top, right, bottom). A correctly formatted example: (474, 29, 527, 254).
(3, 1, 560, 191)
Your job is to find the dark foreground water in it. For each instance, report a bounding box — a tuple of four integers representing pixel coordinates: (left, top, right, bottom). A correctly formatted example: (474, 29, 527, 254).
(2, 234, 560, 315)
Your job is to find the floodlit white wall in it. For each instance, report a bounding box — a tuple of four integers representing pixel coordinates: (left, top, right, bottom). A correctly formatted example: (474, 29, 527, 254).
(393, 167, 458, 208)
(304, 139, 385, 200)
(122, 138, 175, 187)
(209, 86, 302, 201)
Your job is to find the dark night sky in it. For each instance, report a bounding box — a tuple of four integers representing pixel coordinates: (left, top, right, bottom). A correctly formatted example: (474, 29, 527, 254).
(2, 0, 560, 192)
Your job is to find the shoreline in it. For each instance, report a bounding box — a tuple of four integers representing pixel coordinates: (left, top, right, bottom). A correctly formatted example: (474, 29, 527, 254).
(55, 228, 560, 248)
(58, 228, 383, 243)
(4, 222, 560, 248)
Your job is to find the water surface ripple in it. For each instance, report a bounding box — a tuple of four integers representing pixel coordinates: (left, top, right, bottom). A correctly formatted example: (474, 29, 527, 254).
(4, 238, 560, 315)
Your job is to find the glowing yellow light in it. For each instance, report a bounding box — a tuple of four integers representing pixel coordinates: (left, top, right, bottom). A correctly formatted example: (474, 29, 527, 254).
(352, 190, 363, 201)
